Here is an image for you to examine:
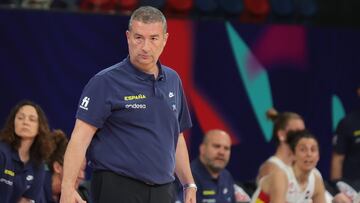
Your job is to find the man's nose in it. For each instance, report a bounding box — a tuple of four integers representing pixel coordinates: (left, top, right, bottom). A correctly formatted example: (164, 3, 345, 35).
(218, 148, 226, 155)
(306, 150, 313, 156)
(142, 39, 151, 52)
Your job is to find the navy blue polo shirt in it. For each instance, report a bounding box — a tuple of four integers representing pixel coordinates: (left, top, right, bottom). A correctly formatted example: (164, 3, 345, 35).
(191, 158, 236, 203)
(76, 57, 192, 184)
(0, 141, 46, 203)
(333, 108, 360, 180)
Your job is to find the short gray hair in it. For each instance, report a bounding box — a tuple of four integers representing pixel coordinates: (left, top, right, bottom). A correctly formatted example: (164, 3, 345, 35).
(128, 6, 167, 33)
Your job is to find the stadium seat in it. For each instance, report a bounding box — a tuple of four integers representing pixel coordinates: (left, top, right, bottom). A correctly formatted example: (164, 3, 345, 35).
(296, 0, 317, 18)
(241, 0, 270, 23)
(139, 0, 165, 9)
(219, 0, 243, 16)
(118, 0, 138, 12)
(166, 0, 192, 13)
(270, 0, 295, 17)
(194, 0, 218, 13)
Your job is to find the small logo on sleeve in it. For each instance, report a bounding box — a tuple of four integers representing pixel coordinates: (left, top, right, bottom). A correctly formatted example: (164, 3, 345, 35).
(169, 92, 174, 98)
(80, 97, 90, 110)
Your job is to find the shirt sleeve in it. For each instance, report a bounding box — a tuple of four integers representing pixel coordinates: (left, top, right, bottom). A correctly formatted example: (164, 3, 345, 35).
(76, 74, 112, 129)
(22, 163, 46, 201)
(177, 80, 192, 133)
(333, 118, 351, 154)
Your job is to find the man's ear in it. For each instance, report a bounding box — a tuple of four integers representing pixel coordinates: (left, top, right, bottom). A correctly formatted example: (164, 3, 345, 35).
(53, 161, 63, 174)
(163, 32, 169, 46)
(199, 144, 205, 155)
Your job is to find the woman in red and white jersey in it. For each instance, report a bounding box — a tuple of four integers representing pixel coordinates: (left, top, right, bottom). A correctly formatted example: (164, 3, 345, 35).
(251, 130, 326, 203)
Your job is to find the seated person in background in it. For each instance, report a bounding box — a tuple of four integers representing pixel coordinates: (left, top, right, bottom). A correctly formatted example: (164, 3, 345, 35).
(39, 129, 87, 203)
(251, 129, 326, 203)
(330, 86, 360, 192)
(330, 86, 360, 203)
(0, 100, 54, 203)
(177, 129, 250, 203)
(257, 109, 334, 202)
(256, 108, 305, 182)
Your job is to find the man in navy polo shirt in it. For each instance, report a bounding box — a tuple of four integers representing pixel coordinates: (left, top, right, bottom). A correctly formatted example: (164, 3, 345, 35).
(331, 85, 360, 191)
(189, 129, 238, 203)
(175, 130, 251, 203)
(60, 6, 196, 203)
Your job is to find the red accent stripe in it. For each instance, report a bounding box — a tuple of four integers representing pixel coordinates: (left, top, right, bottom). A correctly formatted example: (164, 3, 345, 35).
(160, 19, 239, 145)
(258, 191, 270, 203)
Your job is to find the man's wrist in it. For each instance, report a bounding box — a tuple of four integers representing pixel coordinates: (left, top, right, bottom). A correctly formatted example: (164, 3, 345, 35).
(183, 183, 197, 191)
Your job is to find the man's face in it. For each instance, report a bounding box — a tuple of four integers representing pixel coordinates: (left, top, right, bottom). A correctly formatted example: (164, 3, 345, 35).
(126, 20, 168, 72)
(200, 133, 231, 173)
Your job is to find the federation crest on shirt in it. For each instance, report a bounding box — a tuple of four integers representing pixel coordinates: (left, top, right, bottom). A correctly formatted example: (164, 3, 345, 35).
(80, 96, 90, 110)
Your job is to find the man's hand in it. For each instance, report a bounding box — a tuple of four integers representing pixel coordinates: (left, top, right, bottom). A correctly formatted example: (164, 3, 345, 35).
(60, 188, 86, 203)
(183, 187, 196, 203)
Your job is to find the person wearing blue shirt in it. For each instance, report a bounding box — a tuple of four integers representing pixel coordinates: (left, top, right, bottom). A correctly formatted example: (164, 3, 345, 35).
(188, 129, 237, 203)
(60, 6, 196, 203)
(331, 86, 360, 201)
(0, 100, 54, 203)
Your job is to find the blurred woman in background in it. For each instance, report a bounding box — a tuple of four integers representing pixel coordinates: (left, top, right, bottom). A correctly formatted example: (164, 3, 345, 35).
(0, 100, 54, 203)
(256, 108, 305, 182)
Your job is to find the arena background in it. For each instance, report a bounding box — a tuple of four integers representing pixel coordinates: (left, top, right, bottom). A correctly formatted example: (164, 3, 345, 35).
(1, 8, 359, 182)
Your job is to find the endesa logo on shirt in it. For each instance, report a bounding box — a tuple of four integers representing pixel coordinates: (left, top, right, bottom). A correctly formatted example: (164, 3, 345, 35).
(125, 103, 146, 109)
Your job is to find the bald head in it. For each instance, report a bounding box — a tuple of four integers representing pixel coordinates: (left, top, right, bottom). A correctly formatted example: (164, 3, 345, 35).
(202, 129, 232, 145)
(200, 129, 231, 178)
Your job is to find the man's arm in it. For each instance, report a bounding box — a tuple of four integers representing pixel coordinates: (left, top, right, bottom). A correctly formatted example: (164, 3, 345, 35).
(60, 119, 97, 203)
(331, 152, 345, 181)
(175, 133, 196, 203)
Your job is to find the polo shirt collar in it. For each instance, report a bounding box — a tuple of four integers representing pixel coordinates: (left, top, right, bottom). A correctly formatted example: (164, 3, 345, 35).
(124, 56, 165, 81)
(194, 158, 224, 182)
(11, 147, 33, 170)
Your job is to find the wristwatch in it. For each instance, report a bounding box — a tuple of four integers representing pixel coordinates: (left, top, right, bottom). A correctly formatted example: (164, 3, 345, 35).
(183, 183, 197, 191)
